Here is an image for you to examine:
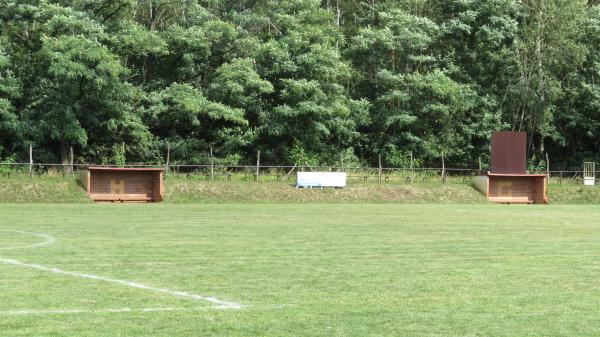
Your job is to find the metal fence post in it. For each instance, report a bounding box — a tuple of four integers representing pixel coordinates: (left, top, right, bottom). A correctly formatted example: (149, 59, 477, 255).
(29, 144, 33, 178)
(255, 150, 260, 182)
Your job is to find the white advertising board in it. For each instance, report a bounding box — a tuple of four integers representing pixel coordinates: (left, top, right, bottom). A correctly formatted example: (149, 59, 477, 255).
(297, 172, 347, 188)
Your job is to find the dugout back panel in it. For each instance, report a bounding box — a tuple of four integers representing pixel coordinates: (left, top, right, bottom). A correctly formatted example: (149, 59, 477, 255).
(490, 131, 527, 174)
(81, 167, 163, 202)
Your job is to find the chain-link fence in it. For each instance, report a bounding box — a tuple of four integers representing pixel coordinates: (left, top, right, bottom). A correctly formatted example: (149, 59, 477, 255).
(0, 162, 596, 186)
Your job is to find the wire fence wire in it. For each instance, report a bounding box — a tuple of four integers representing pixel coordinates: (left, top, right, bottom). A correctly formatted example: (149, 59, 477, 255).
(0, 162, 596, 186)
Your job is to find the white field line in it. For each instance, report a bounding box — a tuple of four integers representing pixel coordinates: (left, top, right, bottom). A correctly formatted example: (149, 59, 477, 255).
(0, 304, 289, 316)
(0, 258, 242, 309)
(0, 230, 242, 309)
(0, 307, 216, 316)
(0, 230, 56, 250)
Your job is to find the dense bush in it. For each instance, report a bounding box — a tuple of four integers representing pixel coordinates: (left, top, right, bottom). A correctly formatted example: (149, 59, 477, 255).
(0, 0, 598, 168)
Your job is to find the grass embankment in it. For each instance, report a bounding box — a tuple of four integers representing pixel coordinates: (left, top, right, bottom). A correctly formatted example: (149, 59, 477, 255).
(2, 174, 600, 203)
(2, 204, 600, 336)
(547, 184, 600, 204)
(164, 180, 487, 203)
(0, 176, 91, 203)
(0, 174, 486, 203)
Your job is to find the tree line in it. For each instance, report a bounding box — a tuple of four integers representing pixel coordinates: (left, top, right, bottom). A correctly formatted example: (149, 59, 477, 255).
(0, 0, 599, 168)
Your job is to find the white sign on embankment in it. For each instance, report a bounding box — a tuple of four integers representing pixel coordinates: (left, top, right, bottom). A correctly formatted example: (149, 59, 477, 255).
(296, 172, 347, 188)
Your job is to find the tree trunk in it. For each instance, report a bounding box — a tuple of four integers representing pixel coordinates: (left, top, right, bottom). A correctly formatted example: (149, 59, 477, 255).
(336, 0, 341, 27)
(60, 142, 71, 174)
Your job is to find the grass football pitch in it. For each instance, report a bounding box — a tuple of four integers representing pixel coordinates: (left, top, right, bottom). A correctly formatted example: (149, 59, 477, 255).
(1, 203, 600, 336)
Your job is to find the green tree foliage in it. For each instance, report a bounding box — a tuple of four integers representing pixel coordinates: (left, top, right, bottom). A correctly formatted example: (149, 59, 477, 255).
(0, 0, 597, 167)
(509, 0, 588, 159)
(143, 83, 247, 163)
(0, 40, 20, 155)
(209, 58, 273, 129)
(348, 8, 500, 165)
(241, 0, 370, 163)
(554, 4, 600, 164)
(32, 35, 130, 161)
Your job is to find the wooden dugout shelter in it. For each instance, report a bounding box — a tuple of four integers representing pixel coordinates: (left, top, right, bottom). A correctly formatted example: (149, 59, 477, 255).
(474, 131, 548, 204)
(80, 167, 164, 202)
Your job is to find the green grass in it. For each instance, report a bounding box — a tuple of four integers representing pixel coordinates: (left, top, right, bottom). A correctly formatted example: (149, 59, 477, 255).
(164, 180, 487, 203)
(548, 184, 600, 204)
(0, 176, 91, 203)
(0, 174, 488, 203)
(3, 174, 600, 204)
(1, 204, 600, 336)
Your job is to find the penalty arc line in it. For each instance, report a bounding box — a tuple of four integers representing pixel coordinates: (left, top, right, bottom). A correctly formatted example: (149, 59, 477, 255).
(0, 230, 56, 250)
(0, 258, 242, 309)
(0, 258, 242, 310)
(0, 304, 290, 316)
(0, 307, 200, 316)
(0, 230, 242, 309)
(0, 304, 292, 316)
